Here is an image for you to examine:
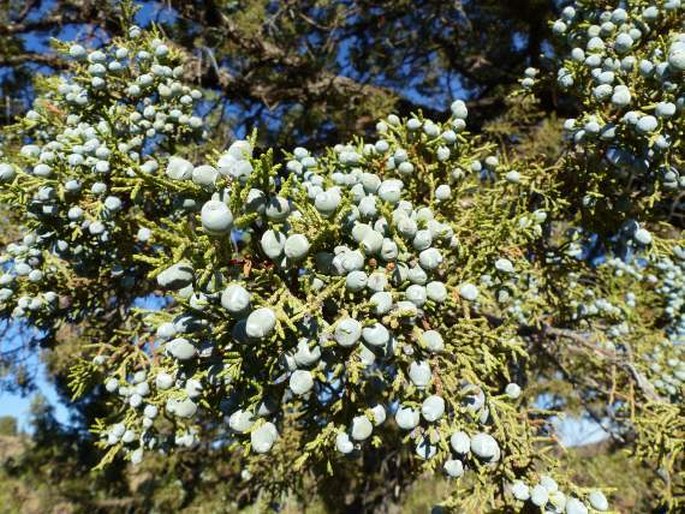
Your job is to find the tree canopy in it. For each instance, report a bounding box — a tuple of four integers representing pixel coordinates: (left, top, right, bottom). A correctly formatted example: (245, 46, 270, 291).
(0, 1, 683, 513)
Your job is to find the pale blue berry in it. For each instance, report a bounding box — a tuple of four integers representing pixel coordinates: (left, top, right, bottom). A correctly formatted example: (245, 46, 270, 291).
(251, 422, 278, 453)
(530, 485, 549, 506)
(69, 44, 87, 59)
(450, 100, 468, 120)
(415, 436, 437, 460)
(245, 308, 277, 339)
(565, 498, 589, 514)
(362, 322, 390, 347)
(221, 284, 251, 314)
(655, 102, 676, 118)
(459, 283, 479, 301)
(668, 44, 685, 71)
(192, 165, 218, 188)
(0, 164, 16, 182)
(351, 415, 373, 441)
(336, 432, 354, 454)
(229, 410, 255, 433)
(395, 405, 420, 430)
(105, 378, 119, 392)
(157, 262, 194, 290)
(377, 179, 403, 204)
(435, 184, 451, 201)
(265, 196, 291, 220)
(370, 404, 386, 425)
(505, 383, 522, 399)
(168, 397, 198, 418)
(166, 338, 197, 360)
(634, 228, 652, 245)
(346, 270, 368, 291)
(443, 459, 464, 478)
(166, 156, 194, 180)
(334, 317, 362, 347)
(419, 248, 443, 270)
(284, 234, 310, 261)
(426, 281, 447, 302)
(405, 284, 427, 306)
(420, 330, 444, 353)
(636, 115, 658, 134)
(588, 491, 608, 511)
(261, 229, 286, 259)
(470, 433, 500, 461)
(293, 339, 321, 367)
(421, 395, 445, 422)
(201, 200, 233, 235)
(409, 360, 431, 387)
(369, 291, 393, 315)
(367, 272, 387, 292)
(614, 32, 634, 54)
(155, 372, 174, 390)
(511, 481, 530, 501)
(289, 369, 314, 395)
(412, 229, 432, 251)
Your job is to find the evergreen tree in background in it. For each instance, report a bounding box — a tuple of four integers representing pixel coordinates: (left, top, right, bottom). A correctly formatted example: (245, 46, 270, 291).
(0, 0, 560, 142)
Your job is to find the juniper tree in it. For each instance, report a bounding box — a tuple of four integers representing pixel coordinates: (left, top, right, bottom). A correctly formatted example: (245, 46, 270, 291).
(0, 1, 684, 513)
(0, 0, 559, 143)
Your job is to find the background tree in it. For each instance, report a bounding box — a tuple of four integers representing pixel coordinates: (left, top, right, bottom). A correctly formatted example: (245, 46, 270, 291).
(0, 0, 562, 141)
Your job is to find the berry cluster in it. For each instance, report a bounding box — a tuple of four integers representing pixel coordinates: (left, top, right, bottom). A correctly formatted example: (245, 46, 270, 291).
(0, 29, 204, 325)
(531, 1, 684, 222)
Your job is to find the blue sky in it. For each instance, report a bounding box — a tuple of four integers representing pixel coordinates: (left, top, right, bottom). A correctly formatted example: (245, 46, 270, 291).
(0, 365, 70, 433)
(0, 296, 168, 433)
(0, 325, 70, 433)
